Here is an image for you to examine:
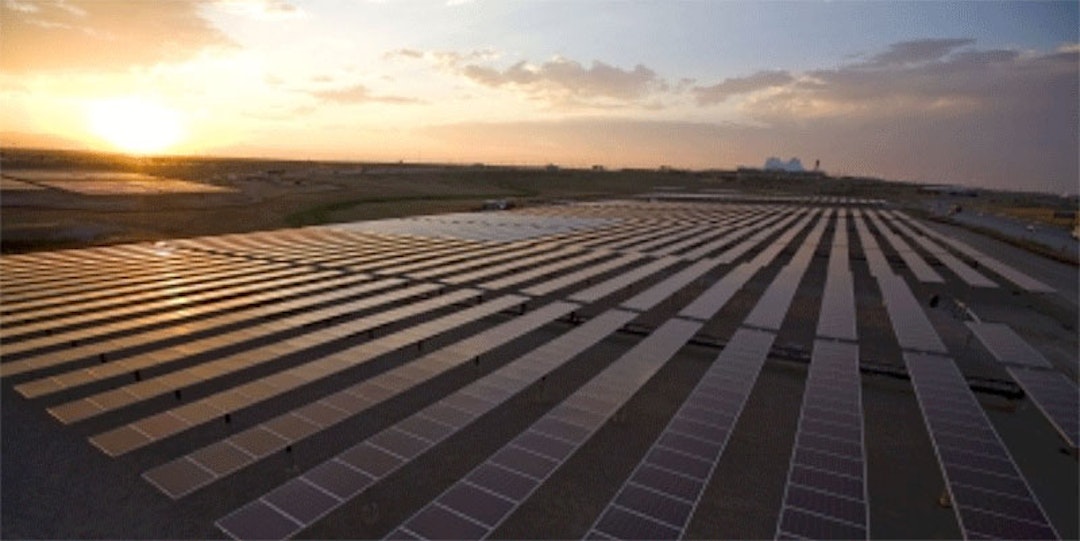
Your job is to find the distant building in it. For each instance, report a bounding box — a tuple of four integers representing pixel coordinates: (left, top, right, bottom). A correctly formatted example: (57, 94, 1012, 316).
(764, 157, 804, 172)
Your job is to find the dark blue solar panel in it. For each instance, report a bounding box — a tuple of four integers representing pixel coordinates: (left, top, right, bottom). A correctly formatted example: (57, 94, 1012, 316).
(905, 352, 1058, 539)
(776, 340, 867, 539)
(588, 328, 775, 539)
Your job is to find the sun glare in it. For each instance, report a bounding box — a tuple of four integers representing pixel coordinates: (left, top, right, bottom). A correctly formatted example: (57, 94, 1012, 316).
(87, 97, 186, 154)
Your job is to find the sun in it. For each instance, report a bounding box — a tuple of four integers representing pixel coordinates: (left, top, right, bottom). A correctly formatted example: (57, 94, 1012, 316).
(87, 97, 186, 154)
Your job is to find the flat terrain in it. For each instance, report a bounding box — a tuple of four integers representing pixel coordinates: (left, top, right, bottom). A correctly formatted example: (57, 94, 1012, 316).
(2, 148, 951, 253)
(2, 194, 1077, 539)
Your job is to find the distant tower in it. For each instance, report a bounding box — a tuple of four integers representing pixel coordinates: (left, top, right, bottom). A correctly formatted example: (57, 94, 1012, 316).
(814, 159, 820, 171)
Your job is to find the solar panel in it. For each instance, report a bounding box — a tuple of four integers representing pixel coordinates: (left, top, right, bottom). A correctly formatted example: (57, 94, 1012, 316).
(1, 257, 300, 336)
(215, 308, 638, 539)
(852, 210, 892, 278)
(1005, 367, 1079, 448)
(481, 250, 613, 291)
(0, 254, 260, 311)
(742, 213, 827, 330)
(679, 210, 783, 260)
(865, 210, 944, 283)
(875, 273, 948, 354)
(86, 290, 522, 457)
(523, 253, 644, 297)
(621, 258, 718, 312)
(905, 352, 1058, 539)
(12, 275, 400, 396)
(442, 247, 584, 285)
(680, 212, 822, 324)
(885, 218, 997, 288)
(965, 322, 1054, 369)
(329, 213, 614, 242)
(890, 212, 1055, 293)
(587, 327, 775, 540)
(380, 241, 554, 277)
(388, 317, 702, 541)
(776, 340, 868, 539)
(0, 264, 330, 359)
(827, 210, 850, 273)
(677, 263, 756, 322)
(742, 211, 818, 270)
(616, 224, 711, 254)
(404, 243, 564, 280)
(46, 283, 467, 423)
(569, 256, 681, 304)
(716, 209, 809, 264)
(146, 299, 578, 499)
(651, 213, 757, 256)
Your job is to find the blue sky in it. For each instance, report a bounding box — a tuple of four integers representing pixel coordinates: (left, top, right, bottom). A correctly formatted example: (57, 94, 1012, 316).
(2, 0, 1077, 192)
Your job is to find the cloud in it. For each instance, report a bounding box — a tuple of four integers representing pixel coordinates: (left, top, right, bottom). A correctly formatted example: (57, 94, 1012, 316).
(387, 48, 666, 108)
(215, 0, 305, 19)
(861, 38, 975, 66)
(424, 40, 1078, 193)
(0, 0, 234, 73)
(743, 44, 1075, 123)
(464, 58, 667, 107)
(384, 48, 499, 68)
(308, 84, 423, 105)
(693, 70, 794, 105)
(684, 41, 1078, 192)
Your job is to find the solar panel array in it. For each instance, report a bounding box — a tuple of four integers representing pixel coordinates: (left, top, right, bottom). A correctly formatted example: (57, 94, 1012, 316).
(1, 198, 1074, 540)
(853, 212, 1062, 539)
(776, 208, 868, 539)
(966, 322, 1078, 449)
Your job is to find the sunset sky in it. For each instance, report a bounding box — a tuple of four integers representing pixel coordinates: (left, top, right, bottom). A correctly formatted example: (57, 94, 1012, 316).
(2, 0, 1077, 193)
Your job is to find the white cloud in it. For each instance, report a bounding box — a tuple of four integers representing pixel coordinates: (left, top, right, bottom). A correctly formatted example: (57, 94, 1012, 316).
(388, 48, 668, 109)
(214, 0, 305, 19)
(307, 83, 423, 105)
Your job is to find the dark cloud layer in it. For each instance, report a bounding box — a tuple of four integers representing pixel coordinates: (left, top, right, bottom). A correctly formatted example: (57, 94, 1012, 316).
(685, 39, 1078, 192)
(861, 38, 976, 66)
(692, 70, 794, 105)
(0, 0, 233, 73)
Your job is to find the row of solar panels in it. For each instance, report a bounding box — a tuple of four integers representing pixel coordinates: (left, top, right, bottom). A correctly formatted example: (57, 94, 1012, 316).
(4, 203, 1071, 539)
